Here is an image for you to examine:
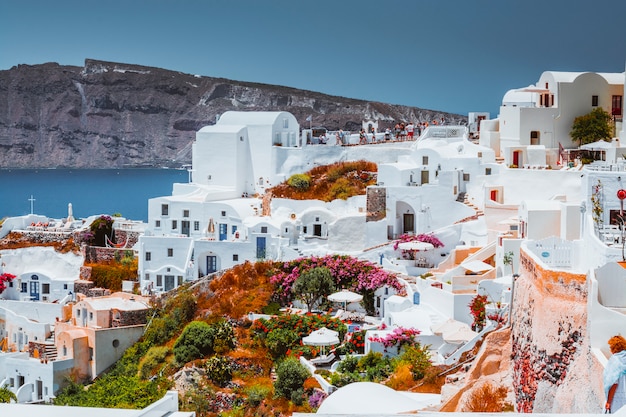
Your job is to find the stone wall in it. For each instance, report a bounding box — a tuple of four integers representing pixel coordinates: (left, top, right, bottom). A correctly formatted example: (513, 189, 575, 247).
(510, 249, 604, 412)
(111, 308, 147, 327)
(366, 187, 386, 222)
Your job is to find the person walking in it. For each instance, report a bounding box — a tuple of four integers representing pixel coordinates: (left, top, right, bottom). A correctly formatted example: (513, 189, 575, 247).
(604, 335, 626, 413)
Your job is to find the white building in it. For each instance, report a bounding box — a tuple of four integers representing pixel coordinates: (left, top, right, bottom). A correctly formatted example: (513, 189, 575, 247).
(481, 70, 624, 167)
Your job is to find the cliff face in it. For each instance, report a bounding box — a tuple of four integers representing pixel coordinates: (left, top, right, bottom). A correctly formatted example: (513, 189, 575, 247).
(510, 252, 604, 412)
(0, 59, 465, 168)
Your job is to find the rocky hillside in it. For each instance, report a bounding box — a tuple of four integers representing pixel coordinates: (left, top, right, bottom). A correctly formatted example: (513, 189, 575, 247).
(0, 59, 465, 168)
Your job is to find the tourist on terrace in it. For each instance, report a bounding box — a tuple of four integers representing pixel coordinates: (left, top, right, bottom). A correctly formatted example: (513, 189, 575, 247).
(604, 335, 626, 413)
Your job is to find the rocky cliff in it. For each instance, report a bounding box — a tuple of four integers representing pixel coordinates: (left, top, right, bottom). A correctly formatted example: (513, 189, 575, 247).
(0, 59, 465, 168)
(509, 251, 604, 412)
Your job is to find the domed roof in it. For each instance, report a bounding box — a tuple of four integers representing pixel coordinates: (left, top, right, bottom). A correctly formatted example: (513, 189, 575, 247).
(317, 382, 422, 414)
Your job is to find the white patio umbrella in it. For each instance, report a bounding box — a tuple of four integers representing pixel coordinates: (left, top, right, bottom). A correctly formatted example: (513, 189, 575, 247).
(398, 241, 434, 251)
(302, 327, 340, 356)
(328, 289, 363, 310)
(460, 260, 494, 273)
(443, 326, 478, 345)
(207, 218, 215, 236)
(430, 318, 469, 337)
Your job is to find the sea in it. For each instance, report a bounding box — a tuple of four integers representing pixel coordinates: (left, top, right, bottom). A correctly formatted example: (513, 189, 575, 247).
(0, 168, 190, 222)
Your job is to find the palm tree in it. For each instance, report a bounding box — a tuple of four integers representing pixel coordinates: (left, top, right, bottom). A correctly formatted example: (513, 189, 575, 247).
(0, 384, 17, 403)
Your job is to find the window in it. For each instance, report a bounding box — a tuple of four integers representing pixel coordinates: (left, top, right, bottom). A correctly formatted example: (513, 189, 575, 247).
(155, 220, 160, 228)
(76, 309, 80, 317)
(221, 210, 226, 217)
(261, 226, 268, 233)
(485, 168, 492, 175)
(156, 275, 163, 286)
(161, 204, 169, 216)
(42, 283, 50, 294)
(233, 254, 239, 261)
(422, 156, 429, 165)
(177, 276, 183, 286)
(167, 248, 173, 257)
(112, 339, 120, 348)
(232, 225, 237, 234)
(612, 95, 623, 115)
(592, 95, 599, 107)
(89, 347, 93, 361)
(89, 312, 93, 320)
(530, 131, 539, 145)
(145, 252, 151, 261)
(172, 220, 178, 230)
(463, 173, 470, 182)
(8, 281, 12, 287)
(63, 284, 68, 290)
(145, 273, 150, 281)
(283, 118, 289, 128)
(21, 282, 27, 293)
(183, 209, 189, 217)
(194, 221, 200, 231)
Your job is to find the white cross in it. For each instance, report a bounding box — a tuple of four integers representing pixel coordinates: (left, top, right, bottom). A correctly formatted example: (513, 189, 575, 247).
(28, 195, 35, 215)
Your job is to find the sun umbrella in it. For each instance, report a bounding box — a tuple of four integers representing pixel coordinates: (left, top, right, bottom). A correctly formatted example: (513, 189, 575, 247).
(398, 241, 434, 251)
(207, 218, 215, 236)
(302, 327, 340, 356)
(328, 290, 363, 310)
(443, 326, 478, 345)
(460, 260, 493, 273)
(430, 318, 468, 336)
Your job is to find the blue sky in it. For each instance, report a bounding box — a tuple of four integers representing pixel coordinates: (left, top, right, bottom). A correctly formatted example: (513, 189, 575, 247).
(1, 0, 625, 117)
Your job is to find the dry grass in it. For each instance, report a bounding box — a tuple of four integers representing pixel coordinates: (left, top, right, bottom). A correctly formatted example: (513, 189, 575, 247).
(269, 160, 377, 202)
(462, 381, 509, 412)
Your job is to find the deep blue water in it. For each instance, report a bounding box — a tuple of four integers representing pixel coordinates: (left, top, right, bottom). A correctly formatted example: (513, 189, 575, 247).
(0, 169, 189, 222)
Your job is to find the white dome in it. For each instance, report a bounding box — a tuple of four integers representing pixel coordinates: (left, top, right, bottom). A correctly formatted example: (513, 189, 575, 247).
(317, 382, 422, 414)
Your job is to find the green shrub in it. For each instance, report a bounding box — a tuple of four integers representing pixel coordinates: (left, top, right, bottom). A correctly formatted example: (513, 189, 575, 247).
(262, 301, 281, 315)
(265, 328, 299, 359)
(274, 357, 309, 405)
(205, 356, 233, 387)
(211, 319, 236, 354)
(396, 344, 432, 380)
(287, 174, 311, 191)
(328, 178, 358, 200)
(144, 315, 177, 346)
(337, 355, 359, 374)
(173, 321, 215, 364)
(246, 384, 272, 407)
(138, 346, 170, 379)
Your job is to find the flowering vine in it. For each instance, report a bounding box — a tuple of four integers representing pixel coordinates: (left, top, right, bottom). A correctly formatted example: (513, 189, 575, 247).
(368, 327, 420, 351)
(269, 255, 404, 314)
(393, 233, 444, 250)
(0, 273, 16, 294)
(468, 294, 488, 330)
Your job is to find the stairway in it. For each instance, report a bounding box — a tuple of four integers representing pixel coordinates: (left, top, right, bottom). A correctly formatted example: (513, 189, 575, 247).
(461, 193, 484, 218)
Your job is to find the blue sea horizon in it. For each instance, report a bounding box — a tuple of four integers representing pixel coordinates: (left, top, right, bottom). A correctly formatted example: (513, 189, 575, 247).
(0, 168, 189, 222)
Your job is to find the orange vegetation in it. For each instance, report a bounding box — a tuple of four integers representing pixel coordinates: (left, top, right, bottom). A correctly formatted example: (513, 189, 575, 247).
(202, 261, 275, 319)
(269, 160, 377, 202)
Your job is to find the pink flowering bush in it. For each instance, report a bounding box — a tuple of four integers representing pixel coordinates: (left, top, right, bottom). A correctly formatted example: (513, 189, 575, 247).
(392, 233, 444, 250)
(0, 273, 16, 294)
(269, 255, 404, 314)
(369, 327, 421, 352)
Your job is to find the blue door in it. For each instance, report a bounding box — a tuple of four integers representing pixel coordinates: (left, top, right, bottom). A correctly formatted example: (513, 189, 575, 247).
(206, 255, 217, 273)
(256, 237, 266, 259)
(219, 223, 227, 241)
(30, 281, 40, 301)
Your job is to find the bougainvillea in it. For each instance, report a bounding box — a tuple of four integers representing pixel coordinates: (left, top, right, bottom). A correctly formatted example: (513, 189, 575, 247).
(368, 327, 421, 351)
(268, 255, 404, 314)
(393, 233, 444, 250)
(251, 313, 346, 359)
(0, 273, 16, 294)
(469, 294, 488, 329)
